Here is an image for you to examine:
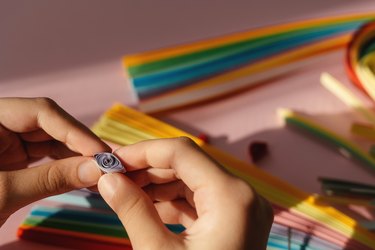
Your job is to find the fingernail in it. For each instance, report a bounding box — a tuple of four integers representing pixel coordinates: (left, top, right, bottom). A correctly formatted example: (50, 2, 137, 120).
(98, 174, 118, 200)
(78, 160, 101, 186)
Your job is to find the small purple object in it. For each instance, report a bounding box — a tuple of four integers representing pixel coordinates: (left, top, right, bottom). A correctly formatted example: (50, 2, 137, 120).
(94, 152, 126, 173)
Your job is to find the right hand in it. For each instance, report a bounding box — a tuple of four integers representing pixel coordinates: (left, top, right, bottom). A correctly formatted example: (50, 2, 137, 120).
(98, 137, 273, 250)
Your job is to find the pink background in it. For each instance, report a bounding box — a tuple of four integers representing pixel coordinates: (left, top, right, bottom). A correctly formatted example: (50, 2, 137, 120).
(1, 0, 375, 249)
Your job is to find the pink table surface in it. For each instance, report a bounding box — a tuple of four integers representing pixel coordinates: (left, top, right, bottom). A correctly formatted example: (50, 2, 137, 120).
(1, 0, 375, 248)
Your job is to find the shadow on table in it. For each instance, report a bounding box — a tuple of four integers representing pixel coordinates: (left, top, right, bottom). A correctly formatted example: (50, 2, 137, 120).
(163, 108, 375, 248)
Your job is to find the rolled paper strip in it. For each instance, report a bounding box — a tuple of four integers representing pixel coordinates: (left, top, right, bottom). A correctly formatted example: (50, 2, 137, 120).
(94, 152, 126, 173)
(346, 21, 375, 95)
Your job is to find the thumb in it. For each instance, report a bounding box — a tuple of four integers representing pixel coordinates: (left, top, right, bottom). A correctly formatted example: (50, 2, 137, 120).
(98, 174, 172, 249)
(2, 157, 101, 213)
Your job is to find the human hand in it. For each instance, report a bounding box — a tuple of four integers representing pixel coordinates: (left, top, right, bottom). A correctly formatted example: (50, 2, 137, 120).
(0, 97, 110, 226)
(98, 137, 273, 250)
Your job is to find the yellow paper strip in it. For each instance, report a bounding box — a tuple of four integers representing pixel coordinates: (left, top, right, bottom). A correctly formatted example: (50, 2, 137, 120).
(320, 72, 375, 124)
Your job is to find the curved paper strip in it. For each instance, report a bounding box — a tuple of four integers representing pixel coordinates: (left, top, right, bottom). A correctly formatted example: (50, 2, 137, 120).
(347, 21, 375, 94)
(278, 108, 375, 171)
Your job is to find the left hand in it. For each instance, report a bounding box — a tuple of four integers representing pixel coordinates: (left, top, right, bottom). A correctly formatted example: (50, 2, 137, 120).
(0, 97, 110, 226)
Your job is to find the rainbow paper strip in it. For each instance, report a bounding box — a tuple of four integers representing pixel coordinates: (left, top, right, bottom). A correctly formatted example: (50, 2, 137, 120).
(19, 205, 354, 250)
(18, 206, 184, 250)
(42, 189, 373, 249)
(24, 191, 374, 249)
(123, 13, 375, 113)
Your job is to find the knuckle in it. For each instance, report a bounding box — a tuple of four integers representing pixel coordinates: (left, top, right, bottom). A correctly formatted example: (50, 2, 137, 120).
(35, 97, 60, 119)
(173, 136, 197, 149)
(37, 164, 68, 195)
(35, 97, 58, 110)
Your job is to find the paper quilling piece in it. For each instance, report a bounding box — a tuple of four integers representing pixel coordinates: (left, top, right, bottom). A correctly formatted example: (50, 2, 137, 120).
(94, 153, 126, 173)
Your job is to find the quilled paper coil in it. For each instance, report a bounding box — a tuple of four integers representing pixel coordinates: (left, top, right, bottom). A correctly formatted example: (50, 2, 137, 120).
(94, 152, 126, 173)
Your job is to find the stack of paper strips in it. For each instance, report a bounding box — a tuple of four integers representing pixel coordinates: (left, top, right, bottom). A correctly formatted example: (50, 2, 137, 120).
(18, 104, 375, 249)
(123, 13, 375, 113)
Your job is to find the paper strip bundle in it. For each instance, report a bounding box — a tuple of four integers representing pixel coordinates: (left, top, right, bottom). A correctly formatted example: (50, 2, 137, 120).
(123, 13, 375, 113)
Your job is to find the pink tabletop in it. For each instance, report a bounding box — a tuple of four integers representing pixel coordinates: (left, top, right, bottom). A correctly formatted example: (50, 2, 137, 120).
(1, 1, 375, 248)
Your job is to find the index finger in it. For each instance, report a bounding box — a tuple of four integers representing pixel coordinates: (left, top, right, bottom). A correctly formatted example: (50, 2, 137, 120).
(114, 137, 229, 191)
(0, 97, 110, 155)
